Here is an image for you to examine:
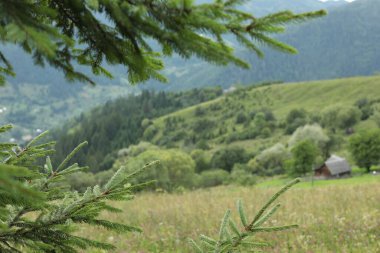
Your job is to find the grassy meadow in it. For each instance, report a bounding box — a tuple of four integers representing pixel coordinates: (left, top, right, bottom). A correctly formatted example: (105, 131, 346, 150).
(78, 175, 380, 253)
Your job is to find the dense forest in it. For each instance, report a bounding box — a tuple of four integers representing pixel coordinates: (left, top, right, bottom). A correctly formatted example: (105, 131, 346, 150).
(52, 87, 223, 172)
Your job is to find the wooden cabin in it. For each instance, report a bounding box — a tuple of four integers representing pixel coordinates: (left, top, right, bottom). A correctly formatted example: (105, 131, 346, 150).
(314, 155, 351, 178)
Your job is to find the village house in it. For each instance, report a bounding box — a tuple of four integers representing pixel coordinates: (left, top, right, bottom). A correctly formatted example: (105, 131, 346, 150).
(314, 155, 351, 179)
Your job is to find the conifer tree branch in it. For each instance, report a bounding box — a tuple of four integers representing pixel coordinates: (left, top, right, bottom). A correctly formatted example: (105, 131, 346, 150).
(0, 125, 148, 252)
(190, 178, 301, 252)
(0, 0, 326, 85)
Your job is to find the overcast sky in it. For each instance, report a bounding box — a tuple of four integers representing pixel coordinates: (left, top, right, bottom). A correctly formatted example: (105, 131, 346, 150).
(319, 0, 356, 2)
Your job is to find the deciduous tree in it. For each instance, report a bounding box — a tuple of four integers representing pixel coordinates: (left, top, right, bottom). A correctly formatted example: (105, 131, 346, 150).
(349, 129, 380, 172)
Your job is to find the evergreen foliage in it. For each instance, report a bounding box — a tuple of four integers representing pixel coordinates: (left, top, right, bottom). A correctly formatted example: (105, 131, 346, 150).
(0, 0, 325, 86)
(189, 178, 300, 252)
(0, 124, 154, 252)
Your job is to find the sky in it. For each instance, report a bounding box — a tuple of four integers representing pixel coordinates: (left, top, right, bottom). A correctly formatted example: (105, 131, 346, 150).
(319, 0, 356, 2)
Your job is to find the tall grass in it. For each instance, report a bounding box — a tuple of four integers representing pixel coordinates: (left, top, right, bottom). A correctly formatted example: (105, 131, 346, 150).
(78, 177, 380, 252)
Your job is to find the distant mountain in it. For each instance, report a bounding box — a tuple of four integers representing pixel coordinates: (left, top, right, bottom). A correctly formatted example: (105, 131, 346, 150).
(149, 0, 379, 90)
(241, 0, 345, 16)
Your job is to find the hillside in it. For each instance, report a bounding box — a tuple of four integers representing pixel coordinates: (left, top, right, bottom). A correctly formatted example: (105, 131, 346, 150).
(54, 75, 380, 174)
(51, 87, 223, 172)
(149, 75, 380, 152)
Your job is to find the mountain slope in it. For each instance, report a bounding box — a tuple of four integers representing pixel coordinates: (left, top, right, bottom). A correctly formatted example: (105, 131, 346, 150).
(53, 75, 380, 172)
(149, 75, 380, 149)
(150, 0, 380, 90)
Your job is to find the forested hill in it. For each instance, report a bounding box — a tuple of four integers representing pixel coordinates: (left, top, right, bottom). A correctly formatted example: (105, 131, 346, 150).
(1, 0, 345, 141)
(51, 87, 223, 171)
(53, 75, 380, 172)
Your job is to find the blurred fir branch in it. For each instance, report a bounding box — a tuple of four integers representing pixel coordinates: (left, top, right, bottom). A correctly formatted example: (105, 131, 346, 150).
(0, 0, 325, 85)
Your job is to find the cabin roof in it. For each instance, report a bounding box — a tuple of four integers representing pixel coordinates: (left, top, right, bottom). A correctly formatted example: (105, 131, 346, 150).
(317, 155, 351, 175)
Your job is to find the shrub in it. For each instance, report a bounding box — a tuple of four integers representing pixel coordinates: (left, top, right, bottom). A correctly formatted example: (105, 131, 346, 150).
(253, 112, 267, 129)
(338, 106, 362, 130)
(260, 127, 272, 138)
(262, 108, 276, 121)
(236, 112, 248, 124)
(194, 106, 206, 116)
(285, 109, 308, 134)
(248, 143, 290, 176)
(143, 124, 158, 140)
(99, 152, 117, 171)
(121, 149, 196, 191)
(120, 141, 159, 157)
(197, 169, 229, 188)
(141, 118, 152, 128)
(321, 105, 362, 131)
(196, 139, 210, 150)
(355, 98, 373, 120)
(211, 146, 249, 172)
(192, 118, 216, 132)
(288, 124, 329, 149)
(229, 164, 257, 186)
(190, 149, 211, 173)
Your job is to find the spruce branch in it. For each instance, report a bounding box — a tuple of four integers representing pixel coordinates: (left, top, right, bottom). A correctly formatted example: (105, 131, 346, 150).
(56, 141, 88, 172)
(190, 178, 301, 252)
(0, 125, 149, 252)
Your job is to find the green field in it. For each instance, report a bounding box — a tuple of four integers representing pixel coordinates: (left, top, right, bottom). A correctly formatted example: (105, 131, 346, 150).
(78, 175, 380, 252)
(157, 75, 380, 121)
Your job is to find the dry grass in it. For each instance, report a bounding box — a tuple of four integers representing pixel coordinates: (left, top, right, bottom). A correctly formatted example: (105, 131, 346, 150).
(78, 178, 380, 252)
